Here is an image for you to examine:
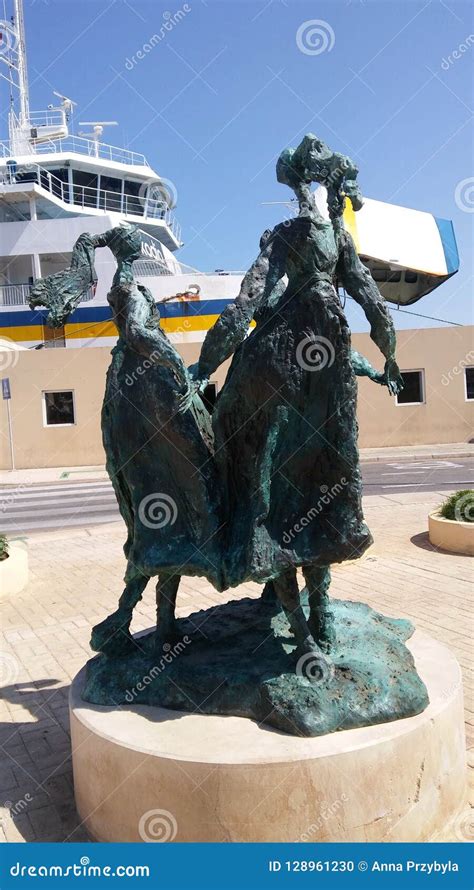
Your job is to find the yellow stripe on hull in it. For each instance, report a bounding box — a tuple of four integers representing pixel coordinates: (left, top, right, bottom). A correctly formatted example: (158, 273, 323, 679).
(65, 321, 118, 339)
(0, 314, 223, 344)
(0, 324, 44, 342)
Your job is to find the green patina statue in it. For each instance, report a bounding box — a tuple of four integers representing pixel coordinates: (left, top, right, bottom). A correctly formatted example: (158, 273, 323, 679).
(29, 135, 428, 736)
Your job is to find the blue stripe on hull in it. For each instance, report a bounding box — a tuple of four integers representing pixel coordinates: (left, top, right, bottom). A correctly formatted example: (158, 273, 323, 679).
(0, 298, 234, 328)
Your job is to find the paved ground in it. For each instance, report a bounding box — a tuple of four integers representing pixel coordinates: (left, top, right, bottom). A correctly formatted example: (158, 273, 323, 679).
(1, 457, 472, 534)
(0, 488, 472, 843)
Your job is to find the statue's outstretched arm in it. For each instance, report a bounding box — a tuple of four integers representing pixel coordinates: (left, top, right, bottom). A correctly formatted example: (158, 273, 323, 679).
(194, 231, 287, 381)
(351, 349, 384, 383)
(117, 284, 187, 378)
(337, 231, 404, 396)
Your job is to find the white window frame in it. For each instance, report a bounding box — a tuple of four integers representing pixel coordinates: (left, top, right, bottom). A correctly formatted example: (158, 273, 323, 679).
(42, 389, 76, 428)
(395, 369, 425, 407)
(464, 366, 474, 402)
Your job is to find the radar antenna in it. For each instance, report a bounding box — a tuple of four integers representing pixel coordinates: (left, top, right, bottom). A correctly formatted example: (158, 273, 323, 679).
(53, 91, 77, 118)
(78, 121, 118, 157)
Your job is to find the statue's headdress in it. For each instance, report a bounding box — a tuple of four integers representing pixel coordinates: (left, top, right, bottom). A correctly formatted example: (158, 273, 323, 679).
(276, 134, 363, 220)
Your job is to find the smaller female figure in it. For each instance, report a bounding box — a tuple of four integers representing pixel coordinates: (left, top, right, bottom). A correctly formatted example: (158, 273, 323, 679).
(30, 225, 223, 655)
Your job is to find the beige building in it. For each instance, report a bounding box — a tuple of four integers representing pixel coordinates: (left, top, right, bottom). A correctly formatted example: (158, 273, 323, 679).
(0, 325, 472, 470)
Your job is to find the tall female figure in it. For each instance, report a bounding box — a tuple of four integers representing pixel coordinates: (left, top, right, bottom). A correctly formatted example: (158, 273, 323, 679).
(192, 135, 403, 671)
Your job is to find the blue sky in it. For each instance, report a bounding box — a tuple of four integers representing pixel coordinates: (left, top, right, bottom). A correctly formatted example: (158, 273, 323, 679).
(8, 0, 474, 330)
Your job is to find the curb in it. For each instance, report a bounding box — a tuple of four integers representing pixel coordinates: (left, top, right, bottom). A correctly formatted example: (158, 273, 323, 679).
(359, 451, 473, 464)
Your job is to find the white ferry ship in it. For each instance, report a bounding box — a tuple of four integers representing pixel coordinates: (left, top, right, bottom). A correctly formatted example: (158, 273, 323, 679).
(0, 0, 459, 351)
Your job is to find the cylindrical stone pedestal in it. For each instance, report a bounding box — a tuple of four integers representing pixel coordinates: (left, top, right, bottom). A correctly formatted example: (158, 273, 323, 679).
(70, 632, 466, 842)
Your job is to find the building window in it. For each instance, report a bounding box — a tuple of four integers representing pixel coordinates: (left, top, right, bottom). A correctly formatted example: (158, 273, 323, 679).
(396, 370, 425, 406)
(43, 390, 76, 426)
(465, 367, 474, 401)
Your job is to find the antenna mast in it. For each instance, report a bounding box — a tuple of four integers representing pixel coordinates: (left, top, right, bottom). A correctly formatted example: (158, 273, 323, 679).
(13, 0, 29, 125)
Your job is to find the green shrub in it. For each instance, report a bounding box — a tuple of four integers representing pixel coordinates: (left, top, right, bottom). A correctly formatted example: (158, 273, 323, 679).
(439, 490, 474, 523)
(0, 534, 9, 561)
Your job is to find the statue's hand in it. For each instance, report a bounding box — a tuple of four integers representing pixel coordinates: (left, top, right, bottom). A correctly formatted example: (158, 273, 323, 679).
(187, 362, 201, 381)
(384, 358, 404, 396)
(187, 362, 209, 393)
(369, 370, 386, 386)
(175, 376, 194, 414)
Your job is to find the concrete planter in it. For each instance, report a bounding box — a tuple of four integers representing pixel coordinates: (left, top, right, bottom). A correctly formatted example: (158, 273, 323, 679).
(428, 512, 474, 556)
(0, 541, 29, 596)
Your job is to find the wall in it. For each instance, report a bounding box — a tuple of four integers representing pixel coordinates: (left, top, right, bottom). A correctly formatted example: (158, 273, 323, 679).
(352, 326, 473, 448)
(0, 326, 472, 469)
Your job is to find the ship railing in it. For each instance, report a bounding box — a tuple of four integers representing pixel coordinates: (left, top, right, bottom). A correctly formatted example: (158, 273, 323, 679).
(0, 283, 95, 307)
(133, 259, 173, 277)
(0, 164, 181, 242)
(0, 134, 150, 168)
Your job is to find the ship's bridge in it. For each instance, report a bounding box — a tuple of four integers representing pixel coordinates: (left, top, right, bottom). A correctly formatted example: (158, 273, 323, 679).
(0, 135, 181, 251)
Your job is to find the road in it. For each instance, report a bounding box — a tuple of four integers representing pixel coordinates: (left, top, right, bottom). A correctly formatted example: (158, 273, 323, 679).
(0, 458, 472, 534)
(361, 456, 473, 496)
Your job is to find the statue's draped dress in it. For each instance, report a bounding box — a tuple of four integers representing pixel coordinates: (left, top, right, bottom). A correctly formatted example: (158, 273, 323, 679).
(102, 284, 224, 589)
(213, 216, 372, 588)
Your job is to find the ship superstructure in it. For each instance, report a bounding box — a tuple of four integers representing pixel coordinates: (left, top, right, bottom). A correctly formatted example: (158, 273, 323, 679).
(0, 0, 459, 351)
(0, 0, 244, 348)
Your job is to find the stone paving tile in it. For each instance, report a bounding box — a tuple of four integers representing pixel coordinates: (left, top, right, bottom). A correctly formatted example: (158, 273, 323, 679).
(0, 488, 471, 842)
